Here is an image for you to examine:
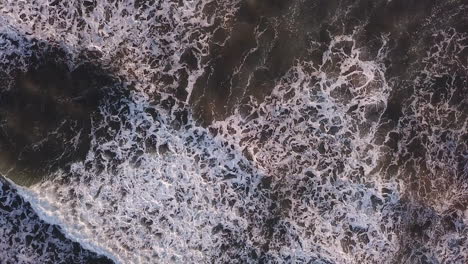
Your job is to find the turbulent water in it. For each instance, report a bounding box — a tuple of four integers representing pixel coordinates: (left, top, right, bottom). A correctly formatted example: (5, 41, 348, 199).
(0, 0, 467, 263)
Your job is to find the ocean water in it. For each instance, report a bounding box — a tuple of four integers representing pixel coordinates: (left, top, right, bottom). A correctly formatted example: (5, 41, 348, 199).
(0, 0, 467, 263)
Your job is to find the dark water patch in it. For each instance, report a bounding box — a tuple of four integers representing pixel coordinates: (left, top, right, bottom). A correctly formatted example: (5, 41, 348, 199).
(0, 47, 122, 186)
(190, 0, 303, 125)
(364, 0, 436, 37)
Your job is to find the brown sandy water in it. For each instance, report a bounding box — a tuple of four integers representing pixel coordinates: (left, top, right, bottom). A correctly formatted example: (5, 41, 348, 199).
(0, 0, 467, 263)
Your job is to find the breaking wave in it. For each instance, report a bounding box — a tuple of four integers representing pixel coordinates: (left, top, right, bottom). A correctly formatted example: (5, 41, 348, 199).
(0, 0, 467, 263)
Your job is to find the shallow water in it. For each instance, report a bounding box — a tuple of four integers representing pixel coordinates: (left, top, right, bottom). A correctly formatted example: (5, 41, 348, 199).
(0, 0, 467, 263)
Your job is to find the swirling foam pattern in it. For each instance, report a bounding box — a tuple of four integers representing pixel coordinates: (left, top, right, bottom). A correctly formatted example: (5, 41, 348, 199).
(0, 0, 467, 263)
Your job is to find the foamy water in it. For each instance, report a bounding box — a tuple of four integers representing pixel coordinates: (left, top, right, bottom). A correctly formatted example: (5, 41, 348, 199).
(0, 0, 467, 263)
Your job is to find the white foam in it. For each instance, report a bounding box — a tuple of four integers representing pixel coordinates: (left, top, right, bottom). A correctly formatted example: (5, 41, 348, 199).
(0, 0, 467, 263)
